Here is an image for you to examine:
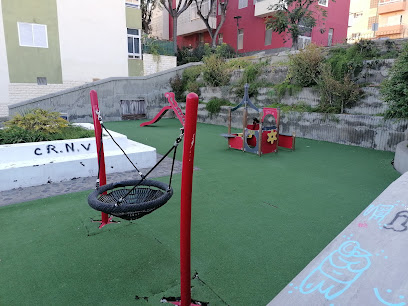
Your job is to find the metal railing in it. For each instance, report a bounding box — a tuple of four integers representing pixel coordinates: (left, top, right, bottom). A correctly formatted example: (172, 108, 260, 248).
(143, 38, 174, 56)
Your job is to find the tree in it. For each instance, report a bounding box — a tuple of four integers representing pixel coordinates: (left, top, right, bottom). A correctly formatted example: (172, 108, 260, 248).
(160, 0, 194, 54)
(194, 0, 229, 49)
(265, 0, 329, 50)
(141, 0, 159, 34)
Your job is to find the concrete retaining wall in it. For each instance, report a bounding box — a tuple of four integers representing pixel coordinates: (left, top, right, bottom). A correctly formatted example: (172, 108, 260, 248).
(8, 63, 202, 123)
(186, 104, 408, 152)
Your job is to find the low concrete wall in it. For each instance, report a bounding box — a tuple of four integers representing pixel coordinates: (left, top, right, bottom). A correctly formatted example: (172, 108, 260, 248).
(269, 171, 408, 305)
(8, 63, 202, 123)
(394, 141, 408, 174)
(187, 104, 408, 152)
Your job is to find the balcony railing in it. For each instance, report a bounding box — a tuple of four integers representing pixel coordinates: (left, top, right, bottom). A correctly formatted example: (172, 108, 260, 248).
(376, 24, 404, 36)
(254, 0, 280, 17)
(378, 0, 406, 14)
(177, 1, 216, 36)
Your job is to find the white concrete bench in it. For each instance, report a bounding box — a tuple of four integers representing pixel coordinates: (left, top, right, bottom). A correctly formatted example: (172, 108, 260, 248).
(0, 124, 156, 192)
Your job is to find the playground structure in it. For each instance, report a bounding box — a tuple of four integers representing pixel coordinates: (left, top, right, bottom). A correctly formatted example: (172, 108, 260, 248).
(223, 84, 295, 156)
(88, 90, 203, 306)
(140, 92, 185, 127)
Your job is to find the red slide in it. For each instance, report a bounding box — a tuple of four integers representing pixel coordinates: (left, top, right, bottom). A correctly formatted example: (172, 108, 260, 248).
(140, 106, 171, 127)
(140, 92, 185, 127)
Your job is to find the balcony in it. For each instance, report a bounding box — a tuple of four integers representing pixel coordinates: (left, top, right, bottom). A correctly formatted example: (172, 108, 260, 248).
(378, 0, 406, 14)
(177, 2, 216, 36)
(254, 0, 280, 17)
(376, 24, 404, 36)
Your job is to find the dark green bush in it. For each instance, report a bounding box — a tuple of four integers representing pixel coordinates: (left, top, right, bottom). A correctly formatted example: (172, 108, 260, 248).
(0, 125, 94, 145)
(381, 42, 408, 119)
(268, 81, 302, 101)
(205, 97, 232, 114)
(288, 44, 325, 86)
(202, 55, 230, 87)
(5, 109, 69, 133)
(182, 66, 202, 86)
(317, 64, 361, 114)
(169, 74, 185, 101)
(215, 43, 235, 59)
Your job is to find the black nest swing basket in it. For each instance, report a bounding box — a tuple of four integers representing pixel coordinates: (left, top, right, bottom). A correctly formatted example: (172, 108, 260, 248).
(87, 114, 183, 221)
(88, 179, 173, 220)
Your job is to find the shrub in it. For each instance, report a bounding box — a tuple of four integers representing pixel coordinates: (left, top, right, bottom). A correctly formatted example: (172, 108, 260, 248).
(232, 61, 270, 98)
(0, 122, 94, 145)
(205, 97, 232, 114)
(288, 44, 325, 87)
(215, 43, 235, 59)
(268, 81, 302, 101)
(226, 58, 251, 69)
(186, 81, 201, 96)
(381, 42, 408, 119)
(5, 109, 69, 133)
(169, 74, 185, 101)
(202, 55, 230, 87)
(182, 66, 202, 86)
(317, 64, 361, 113)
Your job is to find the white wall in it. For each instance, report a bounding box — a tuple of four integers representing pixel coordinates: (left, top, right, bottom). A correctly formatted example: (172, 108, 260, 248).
(56, 0, 129, 82)
(143, 54, 176, 76)
(0, 0, 10, 117)
(8, 81, 87, 105)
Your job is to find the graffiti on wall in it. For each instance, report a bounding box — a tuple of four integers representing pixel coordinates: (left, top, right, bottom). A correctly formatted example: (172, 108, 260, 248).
(34, 143, 92, 156)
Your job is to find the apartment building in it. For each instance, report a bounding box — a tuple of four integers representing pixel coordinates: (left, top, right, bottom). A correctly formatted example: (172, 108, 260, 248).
(348, 0, 408, 42)
(168, 0, 350, 53)
(0, 0, 143, 117)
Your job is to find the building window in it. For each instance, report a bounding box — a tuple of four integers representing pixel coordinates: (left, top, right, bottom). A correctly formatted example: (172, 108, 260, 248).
(318, 0, 328, 7)
(239, 0, 248, 9)
(218, 33, 223, 44)
(238, 29, 244, 49)
(17, 22, 48, 48)
(127, 28, 141, 59)
(265, 26, 272, 46)
(328, 28, 334, 46)
(298, 36, 311, 49)
(368, 16, 378, 30)
(370, 0, 379, 9)
(126, 0, 140, 8)
(37, 77, 47, 85)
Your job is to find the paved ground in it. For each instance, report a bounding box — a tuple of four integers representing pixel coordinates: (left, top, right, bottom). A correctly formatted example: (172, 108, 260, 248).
(0, 154, 183, 207)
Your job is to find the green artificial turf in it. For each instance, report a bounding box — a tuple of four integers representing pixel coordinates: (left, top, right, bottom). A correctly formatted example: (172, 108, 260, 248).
(0, 119, 400, 305)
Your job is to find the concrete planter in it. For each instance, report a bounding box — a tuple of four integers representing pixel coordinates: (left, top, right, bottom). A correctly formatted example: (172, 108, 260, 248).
(0, 124, 156, 191)
(394, 140, 408, 174)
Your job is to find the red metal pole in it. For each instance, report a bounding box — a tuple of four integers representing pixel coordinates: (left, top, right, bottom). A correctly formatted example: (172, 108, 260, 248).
(90, 90, 111, 228)
(180, 93, 199, 306)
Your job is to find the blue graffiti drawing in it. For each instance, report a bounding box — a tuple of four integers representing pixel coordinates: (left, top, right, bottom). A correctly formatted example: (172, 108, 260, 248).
(299, 241, 372, 300)
(384, 211, 408, 232)
(363, 204, 395, 225)
(374, 288, 406, 306)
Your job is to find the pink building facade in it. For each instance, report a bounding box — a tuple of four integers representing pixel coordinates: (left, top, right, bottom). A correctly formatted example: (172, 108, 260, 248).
(171, 0, 351, 53)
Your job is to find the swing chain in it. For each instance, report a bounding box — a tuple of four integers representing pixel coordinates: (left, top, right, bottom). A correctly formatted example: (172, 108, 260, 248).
(174, 128, 184, 147)
(95, 109, 103, 124)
